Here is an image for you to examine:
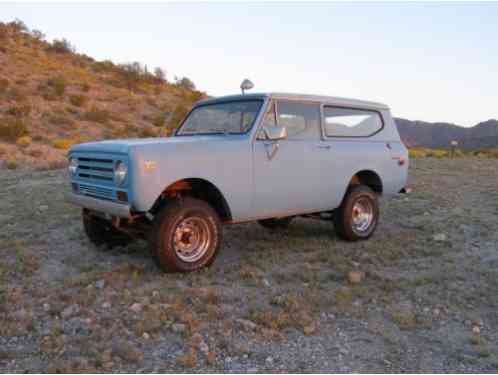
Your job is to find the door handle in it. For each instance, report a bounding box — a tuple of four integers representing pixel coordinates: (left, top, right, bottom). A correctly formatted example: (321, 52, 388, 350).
(315, 144, 331, 150)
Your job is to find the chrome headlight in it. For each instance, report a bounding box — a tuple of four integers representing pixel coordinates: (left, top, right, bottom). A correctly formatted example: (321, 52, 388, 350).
(68, 157, 78, 176)
(114, 160, 128, 186)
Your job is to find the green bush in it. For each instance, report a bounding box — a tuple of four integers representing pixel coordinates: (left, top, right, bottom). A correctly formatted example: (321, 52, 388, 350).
(139, 127, 157, 138)
(0, 78, 9, 95)
(152, 113, 165, 127)
(44, 112, 74, 128)
(83, 107, 110, 124)
(52, 138, 75, 150)
(47, 38, 75, 54)
(6, 160, 18, 170)
(6, 103, 31, 118)
(47, 76, 66, 96)
(69, 94, 87, 107)
(0, 117, 28, 141)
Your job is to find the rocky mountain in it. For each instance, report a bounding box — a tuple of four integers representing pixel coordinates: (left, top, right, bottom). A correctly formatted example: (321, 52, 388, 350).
(395, 118, 498, 149)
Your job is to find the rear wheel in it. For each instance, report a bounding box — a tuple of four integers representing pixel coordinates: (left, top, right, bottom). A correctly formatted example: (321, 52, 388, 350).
(258, 216, 294, 230)
(82, 209, 133, 248)
(334, 185, 379, 241)
(149, 197, 222, 273)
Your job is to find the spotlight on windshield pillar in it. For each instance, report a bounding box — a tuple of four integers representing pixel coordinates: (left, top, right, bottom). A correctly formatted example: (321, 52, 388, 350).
(240, 79, 254, 95)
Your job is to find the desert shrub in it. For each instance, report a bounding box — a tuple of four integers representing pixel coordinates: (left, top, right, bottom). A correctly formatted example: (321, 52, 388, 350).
(31, 29, 45, 41)
(0, 78, 9, 95)
(6, 160, 18, 170)
(81, 82, 91, 92)
(0, 145, 6, 156)
(47, 38, 75, 54)
(139, 127, 157, 138)
(52, 138, 75, 150)
(6, 103, 31, 118)
(16, 136, 32, 148)
(6, 87, 27, 102)
(174, 76, 196, 91)
(43, 111, 75, 128)
(0, 118, 28, 141)
(69, 94, 87, 107)
(47, 76, 66, 96)
(426, 149, 448, 158)
(152, 113, 165, 127)
(83, 107, 110, 123)
(154, 67, 166, 82)
(27, 146, 43, 158)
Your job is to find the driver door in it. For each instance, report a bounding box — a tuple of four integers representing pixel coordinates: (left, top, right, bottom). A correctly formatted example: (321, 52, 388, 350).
(251, 100, 331, 219)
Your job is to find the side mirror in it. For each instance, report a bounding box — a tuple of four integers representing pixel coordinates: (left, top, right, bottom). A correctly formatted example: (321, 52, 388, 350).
(264, 125, 288, 141)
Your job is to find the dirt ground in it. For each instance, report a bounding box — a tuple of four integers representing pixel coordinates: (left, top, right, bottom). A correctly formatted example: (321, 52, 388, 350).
(1, 157, 497, 373)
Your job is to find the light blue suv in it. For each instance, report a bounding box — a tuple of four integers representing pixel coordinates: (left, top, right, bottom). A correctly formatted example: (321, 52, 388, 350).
(67, 93, 409, 272)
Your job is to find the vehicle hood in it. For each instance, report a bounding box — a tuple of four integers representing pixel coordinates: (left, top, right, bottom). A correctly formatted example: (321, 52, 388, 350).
(70, 136, 228, 155)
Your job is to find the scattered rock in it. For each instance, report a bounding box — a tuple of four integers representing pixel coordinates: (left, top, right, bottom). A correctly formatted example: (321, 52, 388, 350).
(265, 356, 274, 364)
(95, 279, 105, 289)
(142, 332, 150, 340)
(61, 304, 80, 319)
(262, 278, 271, 287)
(111, 341, 143, 363)
(433, 233, 447, 242)
(303, 322, 316, 335)
(171, 323, 187, 333)
(39, 205, 48, 212)
(129, 303, 142, 313)
(348, 270, 364, 284)
(472, 325, 481, 335)
(102, 302, 111, 309)
(236, 318, 257, 331)
(43, 303, 50, 312)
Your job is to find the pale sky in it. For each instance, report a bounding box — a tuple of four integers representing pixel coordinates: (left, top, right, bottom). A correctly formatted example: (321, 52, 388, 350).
(1, 2, 497, 126)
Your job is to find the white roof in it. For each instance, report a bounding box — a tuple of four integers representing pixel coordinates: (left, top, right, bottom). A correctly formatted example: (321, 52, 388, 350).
(200, 92, 389, 110)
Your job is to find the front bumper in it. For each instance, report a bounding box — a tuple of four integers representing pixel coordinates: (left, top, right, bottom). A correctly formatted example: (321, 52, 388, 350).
(65, 192, 131, 218)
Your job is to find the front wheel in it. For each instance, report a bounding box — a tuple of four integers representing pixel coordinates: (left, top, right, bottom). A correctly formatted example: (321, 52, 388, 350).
(82, 209, 133, 248)
(334, 185, 379, 241)
(149, 197, 222, 273)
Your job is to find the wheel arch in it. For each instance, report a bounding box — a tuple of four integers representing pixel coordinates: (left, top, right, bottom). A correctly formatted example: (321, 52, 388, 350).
(348, 170, 383, 194)
(149, 177, 232, 222)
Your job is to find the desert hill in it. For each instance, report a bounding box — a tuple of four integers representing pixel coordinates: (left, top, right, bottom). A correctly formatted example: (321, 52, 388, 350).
(0, 19, 204, 169)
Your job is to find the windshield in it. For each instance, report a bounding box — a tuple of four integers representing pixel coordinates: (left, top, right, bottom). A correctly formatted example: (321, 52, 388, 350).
(177, 100, 263, 135)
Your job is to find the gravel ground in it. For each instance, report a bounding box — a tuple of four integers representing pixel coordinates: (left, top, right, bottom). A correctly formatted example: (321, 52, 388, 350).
(0, 157, 497, 373)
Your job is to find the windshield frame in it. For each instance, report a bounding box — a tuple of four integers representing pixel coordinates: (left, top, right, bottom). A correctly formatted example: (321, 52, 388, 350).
(175, 98, 264, 137)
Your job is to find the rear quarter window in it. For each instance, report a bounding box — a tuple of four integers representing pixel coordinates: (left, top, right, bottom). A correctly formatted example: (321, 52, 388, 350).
(323, 106, 383, 137)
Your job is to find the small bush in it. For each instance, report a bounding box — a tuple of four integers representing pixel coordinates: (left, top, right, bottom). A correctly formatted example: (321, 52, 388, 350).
(52, 138, 75, 150)
(69, 94, 87, 107)
(0, 118, 28, 141)
(0, 145, 6, 156)
(6, 104, 31, 118)
(47, 38, 75, 54)
(6, 87, 27, 102)
(152, 113, 165, 127)
(81, 82, 91, 92)
(47, 76, 66, 96)
(16, 136, 32, 148)
(139, 127, 157, 138)
(0, 78, 9, 95)
(27, 146, 43, 158)
(6, 160, 18, 170)
(83, 107, 110, 124)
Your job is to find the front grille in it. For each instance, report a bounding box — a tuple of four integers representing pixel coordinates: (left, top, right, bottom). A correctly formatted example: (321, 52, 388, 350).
(79, 183, 114, 200)
(77, 157, 114, 182)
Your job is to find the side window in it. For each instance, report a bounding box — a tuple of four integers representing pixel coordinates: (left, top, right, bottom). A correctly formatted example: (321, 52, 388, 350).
(323, 107, 383, 137)
(277, 101, 320, 140)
